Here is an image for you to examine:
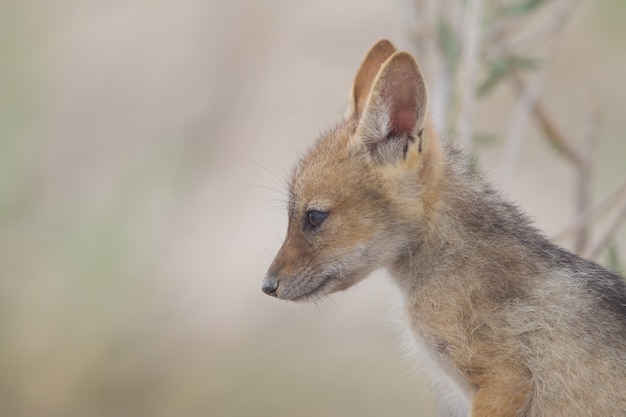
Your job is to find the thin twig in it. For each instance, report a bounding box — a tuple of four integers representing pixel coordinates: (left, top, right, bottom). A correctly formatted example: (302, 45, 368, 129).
(584, 198, 626, 260)
(498, 67, 547, 186)
(492, 0, 577, 56)
(554, 180, 626, 242)
(573, 99, 601, 252)
(455, 0, 485, 151)
(509, 74, 585, 168)
(509, 72, 603, 253)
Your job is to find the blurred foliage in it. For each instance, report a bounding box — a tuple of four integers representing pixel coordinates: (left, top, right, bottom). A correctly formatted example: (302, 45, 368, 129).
(0, 1, 624, 417)
(437, 18, 460, 76)
(500, 0, 548, 17)
(418, 0, 626, 270)
(477, 56, 538, 97)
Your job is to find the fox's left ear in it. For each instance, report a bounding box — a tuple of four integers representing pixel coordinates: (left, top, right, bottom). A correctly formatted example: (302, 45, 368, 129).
(355, 51, 428, 164)
(348, 39, 397, 119)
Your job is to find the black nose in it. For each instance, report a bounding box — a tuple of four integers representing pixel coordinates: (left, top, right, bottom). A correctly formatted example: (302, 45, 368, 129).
(261, 278, 279, 296)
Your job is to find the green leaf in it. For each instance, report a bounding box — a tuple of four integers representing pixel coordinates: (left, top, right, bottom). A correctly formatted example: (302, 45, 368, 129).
(501, 0, 549, 16)
(477, 56, 539, 97)
(473, 132, 499, 146)
(437, 18, 460, 71)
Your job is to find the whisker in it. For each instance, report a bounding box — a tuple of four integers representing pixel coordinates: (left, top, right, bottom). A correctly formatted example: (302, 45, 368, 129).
(323, 296, 346, 322)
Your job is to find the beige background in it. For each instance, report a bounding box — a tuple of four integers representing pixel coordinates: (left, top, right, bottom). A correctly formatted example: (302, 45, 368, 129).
(1, 1, 625, 416)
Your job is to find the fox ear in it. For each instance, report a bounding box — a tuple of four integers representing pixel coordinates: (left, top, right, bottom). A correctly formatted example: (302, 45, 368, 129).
(355, 51, 428, 163)
(348, 39, 397, 119)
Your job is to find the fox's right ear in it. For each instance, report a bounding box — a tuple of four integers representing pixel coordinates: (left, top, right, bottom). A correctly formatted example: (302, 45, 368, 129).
(353, 51, 429, 165)
(347, 39, 397, 119)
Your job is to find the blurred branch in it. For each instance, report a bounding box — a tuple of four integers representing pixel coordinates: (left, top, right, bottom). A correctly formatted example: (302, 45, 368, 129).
(554, 181, 626, 242)
(498, 62, 547, 186)
(403, 0, 624, 265)
(509, 74, 584, 167)
(486, 0, 577, 57)
(455, 0, 485, 151)
(509, 74, 603, 251)
(584, 197, 626, 261)
(574, 100, 601, 251)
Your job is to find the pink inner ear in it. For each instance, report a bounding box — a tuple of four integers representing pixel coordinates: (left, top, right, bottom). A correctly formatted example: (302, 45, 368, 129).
(379, 63, 421, 136)
(362, 52, 426, 142)
(392, 100, 418, 136)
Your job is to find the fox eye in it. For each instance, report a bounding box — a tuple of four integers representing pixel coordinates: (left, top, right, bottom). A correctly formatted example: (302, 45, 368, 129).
(306, 209, 328, 229)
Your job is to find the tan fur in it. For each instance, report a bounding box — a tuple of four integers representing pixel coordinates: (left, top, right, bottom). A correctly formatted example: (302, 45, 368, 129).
(349, 39, 396, 118)
(262, 39, 626, 416)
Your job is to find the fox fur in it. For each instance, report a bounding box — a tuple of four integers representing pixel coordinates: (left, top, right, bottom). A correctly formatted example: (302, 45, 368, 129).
(262, 39, 626, 417)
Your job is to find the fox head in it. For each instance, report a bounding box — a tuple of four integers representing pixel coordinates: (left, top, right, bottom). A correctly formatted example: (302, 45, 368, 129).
(262, 40, 444, 301)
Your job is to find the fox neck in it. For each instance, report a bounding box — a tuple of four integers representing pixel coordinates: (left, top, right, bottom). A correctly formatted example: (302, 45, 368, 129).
(387, 137, 541, 298)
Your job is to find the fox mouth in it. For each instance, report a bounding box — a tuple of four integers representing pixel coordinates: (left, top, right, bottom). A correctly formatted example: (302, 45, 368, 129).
(263, 259, 361, 302)
(286, 273, 335, 302)
(277, 263, 370, 302)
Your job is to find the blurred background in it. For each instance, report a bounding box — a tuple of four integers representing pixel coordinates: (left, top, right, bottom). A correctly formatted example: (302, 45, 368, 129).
(1, 1, 625, 416)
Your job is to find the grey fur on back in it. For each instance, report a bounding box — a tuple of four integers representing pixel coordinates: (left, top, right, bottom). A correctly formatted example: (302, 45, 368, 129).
(396, 140, 626, 416)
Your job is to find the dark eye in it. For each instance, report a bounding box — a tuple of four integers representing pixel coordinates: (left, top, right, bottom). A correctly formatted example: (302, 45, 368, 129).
(306, 209, 328, 229)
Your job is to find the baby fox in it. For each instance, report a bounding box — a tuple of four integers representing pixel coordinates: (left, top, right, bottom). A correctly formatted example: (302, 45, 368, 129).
(261, 39, 626, 416)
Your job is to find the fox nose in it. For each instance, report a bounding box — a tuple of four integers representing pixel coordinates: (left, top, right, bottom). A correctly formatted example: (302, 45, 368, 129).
(262, 277, 279, 296)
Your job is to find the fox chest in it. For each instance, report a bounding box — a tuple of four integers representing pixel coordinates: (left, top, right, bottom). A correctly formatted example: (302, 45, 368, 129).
(400, 298, 477, 412)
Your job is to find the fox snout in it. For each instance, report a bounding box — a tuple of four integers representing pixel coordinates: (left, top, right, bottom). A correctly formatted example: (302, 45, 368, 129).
(261, 276, 279, 296)
(262, 228, 326, 301)
(261, 238, 339, 302)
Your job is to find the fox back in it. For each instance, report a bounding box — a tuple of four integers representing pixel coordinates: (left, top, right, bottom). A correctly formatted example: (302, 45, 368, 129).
(262, 39, 626, 417)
